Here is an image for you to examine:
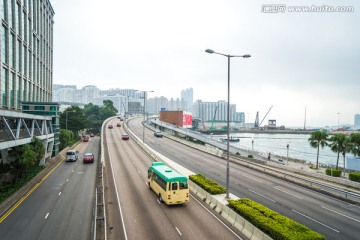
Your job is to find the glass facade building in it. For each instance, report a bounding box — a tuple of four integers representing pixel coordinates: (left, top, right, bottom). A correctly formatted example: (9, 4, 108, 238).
(0, 0, 54, 110)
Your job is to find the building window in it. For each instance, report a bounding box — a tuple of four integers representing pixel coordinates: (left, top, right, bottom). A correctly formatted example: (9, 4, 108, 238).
(17, 75, 20, 108)
(8, 71, 13, 107)
(34, 105, 44, 110)
(1, 26, 7, 64)
(1, 67, 7, 106)
(1, 0, 7, 21)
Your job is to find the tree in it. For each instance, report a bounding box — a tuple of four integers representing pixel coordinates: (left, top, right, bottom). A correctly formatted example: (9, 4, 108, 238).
(60, 106, 87, 134)
(328, 133, 347, 170)
(100, 100, 117, 120)
(83, 103, 102, 132)
(16, 144, 36, 181)
(308, 130, 328, 169)
(30, 137, 45, 165)
(59, 129, 75, 149)
(349, 133, 360, 157)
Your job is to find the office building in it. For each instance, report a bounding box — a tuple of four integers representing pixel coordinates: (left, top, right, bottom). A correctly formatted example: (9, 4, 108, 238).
(1, 0, 54, 109)
(0, 0, 55, 164)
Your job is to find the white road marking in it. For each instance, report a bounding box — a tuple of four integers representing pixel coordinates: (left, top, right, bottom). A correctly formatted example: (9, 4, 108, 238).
(191, 194, 243, 240)
(274, 186, 303, 199)
(321, 206, 360, 223)
(137, 170, 140, 174)
(242, 174, 262, 183)
(249, 189, 276, 202)
(58, 192, 62, 196)
(175, 227, 182, 236)
(292, 209, 339, 232)
(66, 179, 69, 182)
(108, 144, 128, 240)
(45, 213, 49, 219)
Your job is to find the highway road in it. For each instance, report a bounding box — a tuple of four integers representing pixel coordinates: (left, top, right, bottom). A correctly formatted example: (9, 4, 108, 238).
(127, 117, 360, 240)
(103, 118, 245, 240)
(0, 137, 99, 240)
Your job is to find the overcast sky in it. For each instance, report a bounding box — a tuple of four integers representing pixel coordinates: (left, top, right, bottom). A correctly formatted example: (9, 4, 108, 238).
(51, 0, 360, 128)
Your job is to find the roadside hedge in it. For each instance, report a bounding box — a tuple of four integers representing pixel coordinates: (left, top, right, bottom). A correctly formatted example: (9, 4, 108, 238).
(349, 172, 360, 182)
(228, 198, 326, 240)
(189, 174, 226, 195)
(325, 168, 342, 177)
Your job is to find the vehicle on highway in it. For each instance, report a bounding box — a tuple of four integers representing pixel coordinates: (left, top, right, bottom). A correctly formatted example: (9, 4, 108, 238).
(108, 124, 113, 129)
(90, 133, 94, 137)
(83, 135, 89, 142)
(121, 133, 129, 140)
(117, 123, 121, 127)
(154, 131, 163, 137)
(66, 150, 79, 162)
(147, 162, 189, 205)
(83, 153, 95, 163)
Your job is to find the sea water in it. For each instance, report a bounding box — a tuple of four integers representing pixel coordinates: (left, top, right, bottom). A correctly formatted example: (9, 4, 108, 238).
(214, 133, 347, 168)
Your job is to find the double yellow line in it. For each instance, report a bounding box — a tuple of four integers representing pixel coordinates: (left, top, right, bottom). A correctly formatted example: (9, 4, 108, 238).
(0, 158, 64, 223)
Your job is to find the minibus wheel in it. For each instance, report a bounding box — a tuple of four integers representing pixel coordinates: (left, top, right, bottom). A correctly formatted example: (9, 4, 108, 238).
(159, 194, 163, 203)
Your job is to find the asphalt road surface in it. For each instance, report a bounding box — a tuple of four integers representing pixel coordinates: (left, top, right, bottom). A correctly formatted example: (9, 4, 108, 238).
(127, 117, 360, 240)
(0, 137, 99, 240)
(104, 118, 245, 240)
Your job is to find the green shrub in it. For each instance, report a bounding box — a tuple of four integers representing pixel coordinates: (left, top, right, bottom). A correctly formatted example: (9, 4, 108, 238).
(189, 174, 226, 195)
(228, 198, 326, 240)
(325, 168, 342, 177)
(0, 166, 44, 203)
(248, 154, 254, 158)
(349, 172, 360, 182)
(236, 152, 241, 156)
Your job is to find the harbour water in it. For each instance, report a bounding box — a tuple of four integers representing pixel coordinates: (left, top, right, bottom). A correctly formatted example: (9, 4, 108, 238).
(213, 133, 346, 168)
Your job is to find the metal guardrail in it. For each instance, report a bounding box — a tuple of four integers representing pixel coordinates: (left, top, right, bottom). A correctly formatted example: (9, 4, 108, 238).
(237, 158, 360, 202)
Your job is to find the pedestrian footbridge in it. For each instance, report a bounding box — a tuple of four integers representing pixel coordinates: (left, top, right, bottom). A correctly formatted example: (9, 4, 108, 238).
(0, 110, 54, 165)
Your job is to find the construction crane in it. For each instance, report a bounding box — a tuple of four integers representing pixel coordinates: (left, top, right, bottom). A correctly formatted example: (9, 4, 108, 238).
(254, 105, 273, 128)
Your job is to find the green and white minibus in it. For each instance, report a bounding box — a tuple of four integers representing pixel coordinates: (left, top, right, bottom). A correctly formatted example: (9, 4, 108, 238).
(148, 162, 189, 205)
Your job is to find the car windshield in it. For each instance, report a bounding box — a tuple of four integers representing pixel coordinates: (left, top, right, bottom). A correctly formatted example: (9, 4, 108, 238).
(84, 154, 93, 157)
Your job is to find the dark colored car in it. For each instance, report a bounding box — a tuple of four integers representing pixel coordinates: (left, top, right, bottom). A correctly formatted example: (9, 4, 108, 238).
(154, 131, 163, 137)
(122, 133, 129, 140)
(108, 124, 113, 129)
(83, 136, 89, 142)
(117, 123, 121, 127)
(83, 153, 95, 163)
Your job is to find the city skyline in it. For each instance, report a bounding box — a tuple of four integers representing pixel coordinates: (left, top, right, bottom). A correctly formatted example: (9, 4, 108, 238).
(52, 84, 359, 129)
(51, 0, 359, 127)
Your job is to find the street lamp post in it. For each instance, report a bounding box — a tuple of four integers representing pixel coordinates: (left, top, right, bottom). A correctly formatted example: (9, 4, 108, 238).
(136, 90, 154, 143)
(205, 48, 250, 199)
(286, 143, 290, 165)
(337, 112, 340, 130)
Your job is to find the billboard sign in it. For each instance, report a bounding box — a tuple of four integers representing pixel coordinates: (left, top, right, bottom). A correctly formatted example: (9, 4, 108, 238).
(182, 111, 192, 128)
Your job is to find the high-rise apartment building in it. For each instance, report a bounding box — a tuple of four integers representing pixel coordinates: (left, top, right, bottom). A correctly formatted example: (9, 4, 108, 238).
(193, 100, 244, 123)
(355, 114, 360, 127)
(1, 0, 54, 110)
(181, 88, 193, 112)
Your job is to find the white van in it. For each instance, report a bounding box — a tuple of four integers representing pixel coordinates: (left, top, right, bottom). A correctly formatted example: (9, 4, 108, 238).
(66, 150, 79, 162)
